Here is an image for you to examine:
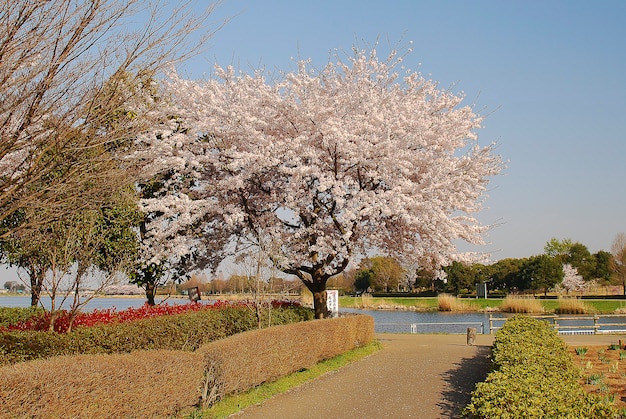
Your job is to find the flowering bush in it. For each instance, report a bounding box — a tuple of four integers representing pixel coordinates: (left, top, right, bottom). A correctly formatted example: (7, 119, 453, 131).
(2, 300, 302, 333)
(0, 302, 313, 365)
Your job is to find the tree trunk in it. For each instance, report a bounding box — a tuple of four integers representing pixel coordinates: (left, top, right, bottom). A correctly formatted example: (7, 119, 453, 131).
(30, 281, 41, 308)
(145, 283, 156, 306)
(29, 265, 45, 308)
(290, 263, 343, 319)
(303, 275, 330, 319)
(312, 289, 329, 319)
(48, 311, 59, 332)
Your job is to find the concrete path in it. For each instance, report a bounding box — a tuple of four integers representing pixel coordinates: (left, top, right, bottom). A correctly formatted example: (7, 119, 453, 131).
(231, 333, 494, 419)
(230, 332, 626, 419)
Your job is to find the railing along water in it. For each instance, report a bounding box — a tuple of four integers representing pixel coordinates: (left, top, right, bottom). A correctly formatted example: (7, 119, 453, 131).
(374, 321, 485, 334)
(410, 321, 484, 334)
(488, 313, 626, 335)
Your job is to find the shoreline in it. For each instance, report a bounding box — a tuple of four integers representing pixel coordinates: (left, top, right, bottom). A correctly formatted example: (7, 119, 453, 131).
(2, 294, 625, 315)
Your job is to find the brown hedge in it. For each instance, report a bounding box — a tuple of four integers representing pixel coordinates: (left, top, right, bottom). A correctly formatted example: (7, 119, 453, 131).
(195, 314, 375, 404)
(0, 314, 374, 418)
(0, 350, 201, 419)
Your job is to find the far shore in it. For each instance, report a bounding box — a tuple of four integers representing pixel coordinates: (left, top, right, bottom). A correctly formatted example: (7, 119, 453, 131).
(2, 293, 626, 315)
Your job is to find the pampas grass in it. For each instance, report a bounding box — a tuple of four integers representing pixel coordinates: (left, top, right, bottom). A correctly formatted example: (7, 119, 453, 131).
(437, 294, 470, 311)
(360, 293, 374, 308)
(555, 297, 594, 314)
(500, 295, 544, 313)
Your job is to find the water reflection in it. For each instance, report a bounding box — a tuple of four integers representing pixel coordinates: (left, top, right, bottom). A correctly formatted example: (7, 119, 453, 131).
(341, 308, 492, 334)
(0, 295, 171, 311)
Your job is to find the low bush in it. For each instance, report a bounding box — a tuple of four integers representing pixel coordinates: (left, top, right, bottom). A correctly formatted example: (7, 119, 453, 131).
(0, 314, 374, 418)
(2, 302, 214, 333)
(0, 305, 314, 365)
(464, 315, 617, 418)
(196, 314, 375, 405)
(0, 348, 202, 418)
(0, 306, 44, 328)
(2, 300, 305, 333)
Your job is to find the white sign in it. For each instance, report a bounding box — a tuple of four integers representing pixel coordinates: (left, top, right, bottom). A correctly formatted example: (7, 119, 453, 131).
(326, 289, 339, 317)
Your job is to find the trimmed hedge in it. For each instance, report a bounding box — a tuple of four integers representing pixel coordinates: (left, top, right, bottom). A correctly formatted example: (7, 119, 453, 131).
(0, 314, 374, 418)
(0, 306, 44, 328)
(196, 314, 375, 404)
(0, 305, 314, 365)
(464, 315, 617, 418)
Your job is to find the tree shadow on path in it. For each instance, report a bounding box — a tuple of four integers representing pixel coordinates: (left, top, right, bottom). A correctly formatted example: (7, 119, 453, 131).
(437, 345, 492, 418)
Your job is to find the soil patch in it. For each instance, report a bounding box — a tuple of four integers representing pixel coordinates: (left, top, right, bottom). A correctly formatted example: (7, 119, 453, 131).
(569, 344, 626, 410)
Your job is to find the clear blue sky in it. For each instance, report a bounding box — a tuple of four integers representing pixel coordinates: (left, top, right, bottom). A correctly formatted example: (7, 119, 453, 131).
(182, 0, 626, 261)
(1, 1, 624, 286)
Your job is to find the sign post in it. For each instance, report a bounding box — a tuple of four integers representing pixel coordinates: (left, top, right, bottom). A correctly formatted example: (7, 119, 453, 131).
(326, 289, 339, 317)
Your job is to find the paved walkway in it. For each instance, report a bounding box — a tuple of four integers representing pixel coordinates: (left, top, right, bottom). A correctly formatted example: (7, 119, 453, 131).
(231, 333, 494, 419)
(231, 332, 626, 419)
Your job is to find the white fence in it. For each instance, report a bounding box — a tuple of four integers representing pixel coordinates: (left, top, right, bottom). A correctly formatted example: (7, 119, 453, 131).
(488, 314, 626, 335)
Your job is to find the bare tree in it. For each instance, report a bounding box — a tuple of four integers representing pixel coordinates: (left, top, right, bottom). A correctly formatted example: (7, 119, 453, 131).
(0, 0, 228, 238)
(8, 188, 140, 331)
(610, 232, 626, 296)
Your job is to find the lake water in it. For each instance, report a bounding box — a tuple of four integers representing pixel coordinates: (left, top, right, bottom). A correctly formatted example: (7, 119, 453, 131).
(3, 295, 625, 335)
(1, 295, 492, 333)
(0, 295, 176, 311)
(342, 308, 492, 334)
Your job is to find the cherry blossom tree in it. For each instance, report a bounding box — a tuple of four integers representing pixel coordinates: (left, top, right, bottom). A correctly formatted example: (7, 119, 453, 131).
(142, 46, 503, 318)
(560, 263, 586, 294)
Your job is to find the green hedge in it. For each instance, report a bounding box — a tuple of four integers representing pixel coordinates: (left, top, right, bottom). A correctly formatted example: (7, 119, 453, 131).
(465, 316, 617, 418)
(0, 306, 44, 327)
(0, 306, 314, 365)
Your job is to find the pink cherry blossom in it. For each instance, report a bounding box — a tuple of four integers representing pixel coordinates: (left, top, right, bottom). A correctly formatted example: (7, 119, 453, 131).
(138, 46, 504, 318)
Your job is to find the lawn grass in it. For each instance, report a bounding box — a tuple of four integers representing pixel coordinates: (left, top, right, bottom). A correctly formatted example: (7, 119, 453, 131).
(191, 340, 382, 419)
(338, 296, 626, 314)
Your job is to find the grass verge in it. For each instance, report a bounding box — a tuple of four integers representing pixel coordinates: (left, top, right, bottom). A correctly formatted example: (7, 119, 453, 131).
(191, 340, 382, 419)
(339, 296, 626, 314)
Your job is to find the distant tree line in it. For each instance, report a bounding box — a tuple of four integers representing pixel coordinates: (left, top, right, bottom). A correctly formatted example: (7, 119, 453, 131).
(344, 238, 623, 296)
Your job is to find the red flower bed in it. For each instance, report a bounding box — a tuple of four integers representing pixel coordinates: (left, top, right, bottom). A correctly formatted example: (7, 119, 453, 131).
(3, 299, 301, 333)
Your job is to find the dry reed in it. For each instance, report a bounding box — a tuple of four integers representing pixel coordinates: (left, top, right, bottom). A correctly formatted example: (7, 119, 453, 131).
(359, 293, 374, 308)
(437, 294, 471, 311)
(555, 297, 593, 314)
(500, 295, 544, 313)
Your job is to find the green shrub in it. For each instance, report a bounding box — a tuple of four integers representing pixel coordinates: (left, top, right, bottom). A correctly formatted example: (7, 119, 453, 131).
(464, 315, 617, 418)
(0, 306, 314, 365)
(0, 306, 44, 327)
